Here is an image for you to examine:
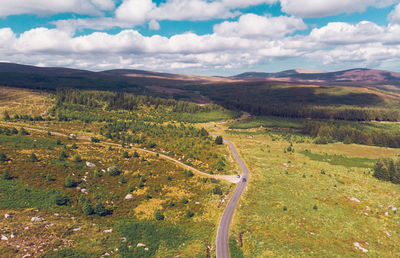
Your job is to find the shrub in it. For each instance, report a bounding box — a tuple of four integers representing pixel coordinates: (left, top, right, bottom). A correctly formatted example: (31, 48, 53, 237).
(186, 209, 194, 218)
(154, 210, 165, 221)
(71, 143, 78, 149)
(216, 158, 225, 171)
(283, 206, 287, 211)
(56, 138, 62, 145)
(183, 169, 194, 177)
(138, 177, 145, 188)
(94, 201, 107, 216)
(64, 176, 76, 188)
(145, 194, 152, 200)
(133, 151, 139, 158)
(93, 169, 102, 178)
(120, 176, 127, 184)
(11, 127, 18, 134)
(313, 205, 318, 210)
(19, 127, 29, 135)
(3, 110, 10, 121)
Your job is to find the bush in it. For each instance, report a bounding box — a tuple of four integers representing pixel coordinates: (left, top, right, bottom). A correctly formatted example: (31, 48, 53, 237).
(71, 143, 78, 149)
(215, 136, 223, 145)
(120, 176, 127, 184)
(94, 201, 107, 216)
(213, 186, 223, 195)
(183, 169, 194, 177)
(108, 166, 122, 176)
(138, 177, 145, 188)
(91, 137, 100, 143)
(11, 127, 18, 134)
(373, 158, 400, 184)
(186, 209, 194, 218)
(64, 176, 76, 188)
(54, 193, 69, 206)
(93, 169, 102, 178)
(181, 196, 188, 204)
(133, 151, 139, 158)
(154, 210, 165, 221)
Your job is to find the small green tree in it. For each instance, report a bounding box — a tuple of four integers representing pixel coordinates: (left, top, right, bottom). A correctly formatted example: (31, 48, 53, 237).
(122, 151, 130, 158)
(120, 176, 127, 184)
(212, 186, 223, 195)
(94, 201, 107, 216)
(54, 193, 69, 206)
(91, 137, 100, 143)
(11, 127, 18, 134)
(216, 158, 225, 171)
(56, 138, 62, 145)
(154, 209, 165, 220)
(29, 152, 38, 162)
(373, 159, 391, 182)
(72, 154, 82, 162)
(215, 136, 223, 145)
(2, 169, 12, 180)
(71, 143, 78, 149)
(133, 151, 139, 158)
(181, 196, 188, 204)
(19, 127, 29, 135)
(59, 150, 68, 161)
(0, 153, 8, 162)
(82, 200, 94, 216)
(93, 169, 102, 178)
(3, 110, 10, 121)
(138, 177, 145, 188)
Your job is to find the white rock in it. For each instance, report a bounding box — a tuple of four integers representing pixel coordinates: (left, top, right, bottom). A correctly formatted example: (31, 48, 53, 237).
(121, 237, 127, 242)
(73, 227, 81, 231)
(354, 242, 368, 253)
(384, 211, 389, 216)
(104, 229, 113, 233)
(389, 206, 397, 211)
(11, 233, 15, 238)
(54, 213, 59, 216)
(137, 243, 146, 247)
(349, 197, 360, 203)
(384, 230, 391, 237)
(4, 213, 12, 218)
(86, 162, 96, 167)
(144, 247, 149, 251)
(1, 235, 8, 241)
(31, 216, 44, 222)
(125, 194, 133, 200)
(80, 188, 87, 193)
(195, 202, 200, 204)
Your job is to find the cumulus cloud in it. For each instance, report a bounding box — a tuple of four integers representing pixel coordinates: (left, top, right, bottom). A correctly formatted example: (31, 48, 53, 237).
(0, 0, 114, 17)
(280, 0, 397, 18)
(214, 14, 307, 38)
(389, 3, 400, 24)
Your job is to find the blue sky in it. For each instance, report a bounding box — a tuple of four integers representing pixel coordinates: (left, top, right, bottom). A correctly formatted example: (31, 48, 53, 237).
(0, 0, 400, 75)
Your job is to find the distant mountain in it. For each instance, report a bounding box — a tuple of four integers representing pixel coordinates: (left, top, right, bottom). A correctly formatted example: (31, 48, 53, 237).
(233, 68, 400, 88)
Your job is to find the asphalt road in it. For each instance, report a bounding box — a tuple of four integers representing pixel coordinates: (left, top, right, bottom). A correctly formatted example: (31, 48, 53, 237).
(216, 137, 248, 258)
(205, 121, 249, 258)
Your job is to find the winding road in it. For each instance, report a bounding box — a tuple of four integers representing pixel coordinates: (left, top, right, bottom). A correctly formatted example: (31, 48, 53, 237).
(205, 118, 250, 258)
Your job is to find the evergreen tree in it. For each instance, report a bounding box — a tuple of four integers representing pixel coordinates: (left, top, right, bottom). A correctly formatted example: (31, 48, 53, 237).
(122, 151, 130, 158)
(59, 150, 68, 161)
(373, 159, 391, 181)
(215, 136, 223, 145)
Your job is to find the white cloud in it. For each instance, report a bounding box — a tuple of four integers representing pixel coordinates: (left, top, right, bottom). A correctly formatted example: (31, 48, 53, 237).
(309, 21, 385, 44)
(280, 0, 397, 18)
(115, 0, 155, 24)
(389, 3, 400, 24)
(0, 0, 114, 17)
(214, 14, 306, 38)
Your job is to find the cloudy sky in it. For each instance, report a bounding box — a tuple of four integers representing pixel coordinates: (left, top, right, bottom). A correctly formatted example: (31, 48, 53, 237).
(0, 0, 400, 75)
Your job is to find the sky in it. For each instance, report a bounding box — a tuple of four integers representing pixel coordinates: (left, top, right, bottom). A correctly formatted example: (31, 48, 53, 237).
(0, 0, 400, 76)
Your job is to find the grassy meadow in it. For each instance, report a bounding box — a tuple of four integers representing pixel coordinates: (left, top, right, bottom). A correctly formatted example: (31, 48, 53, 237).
(208, 122, 400, 257)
